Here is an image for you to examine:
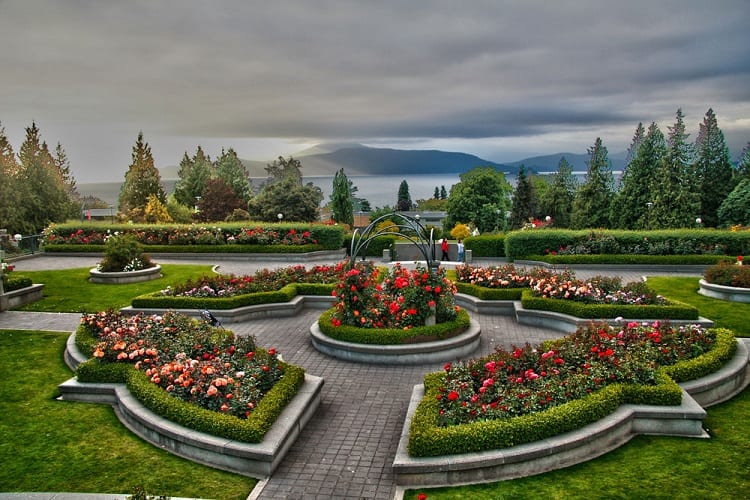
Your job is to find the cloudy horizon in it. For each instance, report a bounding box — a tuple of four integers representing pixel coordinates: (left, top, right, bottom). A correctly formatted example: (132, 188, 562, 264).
(2, 0, 749, 182)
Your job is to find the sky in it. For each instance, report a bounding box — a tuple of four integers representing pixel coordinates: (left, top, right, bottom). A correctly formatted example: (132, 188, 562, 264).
(1, 0, 749, 182)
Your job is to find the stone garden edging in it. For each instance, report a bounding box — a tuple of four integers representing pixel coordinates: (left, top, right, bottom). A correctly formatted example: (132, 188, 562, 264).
(61, 331, 323, 478)
(308, 318, 482, 365)
(392, 338, 750, 488)
(89, 265, 162, 284)
(698, 279, 750, 303)
(0, 283, 44, 311)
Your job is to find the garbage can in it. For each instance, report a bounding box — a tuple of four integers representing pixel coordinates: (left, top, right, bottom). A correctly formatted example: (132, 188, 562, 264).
(383, 249, 391, 262)
(465, 249, 473, 263)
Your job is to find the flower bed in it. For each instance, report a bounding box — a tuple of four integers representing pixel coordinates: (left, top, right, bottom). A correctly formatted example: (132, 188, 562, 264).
(75, 310, 304, 442)
(408, 323, 737, 457)
(703, 259, 750, 288)
(131, 264, 344, 309)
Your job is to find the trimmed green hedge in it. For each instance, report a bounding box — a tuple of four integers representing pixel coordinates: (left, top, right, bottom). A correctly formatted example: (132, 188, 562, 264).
(519, 289, 699, 320)
(504, 229, 750, 260)
(317, 308, 471, 345)
(74, 324, 306, 443)
(408, 327, 736, 456)
(2, 274, 33, 292)
(525, 254, 730, 265)
(454, 282, 524, 300)
(131, 282, 335, 310)
(464, 234, 505, 258)
(343, 235, 397, 257)
(44, 243, 327, 254)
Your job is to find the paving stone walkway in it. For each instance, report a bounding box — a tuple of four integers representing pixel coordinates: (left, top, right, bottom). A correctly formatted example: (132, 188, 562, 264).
(0, 255, 702, 499)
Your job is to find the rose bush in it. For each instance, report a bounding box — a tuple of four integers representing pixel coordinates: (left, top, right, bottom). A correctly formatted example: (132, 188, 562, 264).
(436, 321, 715, 425)
(80, 310, 285, 419)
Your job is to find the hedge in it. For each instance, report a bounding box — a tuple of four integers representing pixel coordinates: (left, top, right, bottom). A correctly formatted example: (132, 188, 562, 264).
(504, 229, 750, 260)
(520, 289, 699, 320)
(464, 234, 505, 258)
(317, 308, 471, 345)
(454, 282, 524, 300)
(2, 274, 33, 292)
(44, 243, 327, 254)
(343, 235, 397, 258)
(526, 254, 731, 265)
(408, 327, 735, 456)
(131, 282, 335, 310)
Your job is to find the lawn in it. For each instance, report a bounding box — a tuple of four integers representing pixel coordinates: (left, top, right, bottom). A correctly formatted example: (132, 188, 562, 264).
(0, 329, 256, 499)
(15, 264, 213, 312)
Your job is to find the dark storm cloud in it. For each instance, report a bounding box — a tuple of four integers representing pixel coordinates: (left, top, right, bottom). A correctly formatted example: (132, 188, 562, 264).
(1, 0, 749, 179)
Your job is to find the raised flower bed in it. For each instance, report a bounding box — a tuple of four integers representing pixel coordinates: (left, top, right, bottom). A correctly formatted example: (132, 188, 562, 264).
(699, 258, 750, 303)
(393, 322, 747, 487)
(90, 233, 162, 284)
(1, 265, 43, 311)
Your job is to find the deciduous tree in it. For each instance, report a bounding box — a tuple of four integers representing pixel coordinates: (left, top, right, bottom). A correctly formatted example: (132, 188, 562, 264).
(195, 177, 246, 222)
(445, 167, 512, 233)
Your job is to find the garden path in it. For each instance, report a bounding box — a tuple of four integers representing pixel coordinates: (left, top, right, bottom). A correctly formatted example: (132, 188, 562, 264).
(0, 255, 703, 500)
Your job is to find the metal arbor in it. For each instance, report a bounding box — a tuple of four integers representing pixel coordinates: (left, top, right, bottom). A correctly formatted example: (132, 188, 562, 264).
(348, 213, 438, 273)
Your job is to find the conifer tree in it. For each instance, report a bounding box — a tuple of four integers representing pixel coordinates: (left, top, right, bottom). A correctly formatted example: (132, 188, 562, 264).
(538, 156, 576, 228)
(52, 142, 80, 218)
(119, 131, 166, 215)
(571, 137, 614, 229)
(736, 142, 750, 181)
(174, 146, 212, 207)
(440, 185, 448, 199)
(433, 186, 440, 199)
(396, 180, 412, 211)
(0, 123, 23, 233)
(694, 109, 734, 227)
(612, 122, 664, 229)
(16, 122, 70, 232)
(214, 148, 251, 202)
(651, 109, 699, 228)
(330, 168, 354, 226)
(509, 165, 536, 229)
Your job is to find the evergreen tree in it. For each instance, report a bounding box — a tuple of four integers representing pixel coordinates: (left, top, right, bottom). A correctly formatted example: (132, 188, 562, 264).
(440, 185, 448, 200)
(571, 137, 614, 229)
(214, 148, 251, 203)
(118, 131, 166, 216)
(0, 123, 23, 233)
(736, 142, 750, 181)
(625, 122, 645, 167)
(173, 146, 212, 207)
(396, 180, 412, 211)
(330, 168, 354, 226)
(16, 122, 71, 233)
(611, 122, 665, 229)
(433, 186, 440, 199)
(651, 109, 699, 228)
(509, 165, 536, 229)
(538, 156, 577, 228)
(694, 108, 734, 227)
(718, 178, 750, 227)
(265, 155, 303, 181)
(52, 142, 80, 219)
(445, 167, 512, 233)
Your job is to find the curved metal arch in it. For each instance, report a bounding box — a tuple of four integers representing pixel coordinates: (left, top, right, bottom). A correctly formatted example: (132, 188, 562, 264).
(349, 213, 438, 273)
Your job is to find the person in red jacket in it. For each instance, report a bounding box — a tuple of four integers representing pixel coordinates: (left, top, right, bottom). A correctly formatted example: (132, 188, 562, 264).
(441, 238, 449, 260)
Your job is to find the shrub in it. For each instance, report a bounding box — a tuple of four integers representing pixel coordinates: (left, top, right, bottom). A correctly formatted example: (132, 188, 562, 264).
(97, 233, 154, 272)
(704, 260, 750, 288)
(464, 234, 505, 257)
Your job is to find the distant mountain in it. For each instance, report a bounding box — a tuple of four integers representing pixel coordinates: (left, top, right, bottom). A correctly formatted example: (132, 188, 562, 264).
(505, 151, 627, 173)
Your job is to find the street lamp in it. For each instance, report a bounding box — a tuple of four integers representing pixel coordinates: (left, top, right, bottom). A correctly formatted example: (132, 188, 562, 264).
(194, 197, 201, 213)
(696, 217, 702, 227)
(646, 202, 653, 230)
(277, 213, 283, 222)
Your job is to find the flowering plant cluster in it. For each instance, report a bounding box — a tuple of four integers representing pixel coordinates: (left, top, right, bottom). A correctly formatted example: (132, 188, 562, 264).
(231, 227, 317, 246)
(531, 274, 667, 305)
(80, 310, 284, 418)
(1, 262, 14, 274)
(436, 321, 715, 425)
(549, 231, 729, 256)
(455, 264, 573, 289)
(331, 263, 458, 329)
(44, 227, 107, 245)
(161, 263, 347, 298)
(96, 233, 155, 273)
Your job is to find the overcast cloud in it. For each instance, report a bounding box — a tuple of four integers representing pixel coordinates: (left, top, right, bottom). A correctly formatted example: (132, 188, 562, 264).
(1, 0, 749, 181)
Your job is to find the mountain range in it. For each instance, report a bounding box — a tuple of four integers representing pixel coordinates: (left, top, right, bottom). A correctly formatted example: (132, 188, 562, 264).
(158, 143, 626, 179)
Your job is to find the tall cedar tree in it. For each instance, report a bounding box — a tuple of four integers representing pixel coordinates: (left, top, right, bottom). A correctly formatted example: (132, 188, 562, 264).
(214, 148, 251, 203)
(694, 108, 734, 227)
(330, 168, 354, 226)
(611, 122, 665, 229)
(174, 146, 212, 207)
(736, 142, 750, 181)
(571, 137, 614, 229)
(119, 132, 166, 214)
(0, 123, 23, 233)
(718, 178, 750, 226)
(397, 180, 412, 211)
(538, 156, 576, 228)
(17, 123, 71, 233)
(445, 167, 512, 233)
(651, 109, 699, 228)
(440, 185, 448, 200)
(195, 178, 245, 222)
(509, 165, 536, 229)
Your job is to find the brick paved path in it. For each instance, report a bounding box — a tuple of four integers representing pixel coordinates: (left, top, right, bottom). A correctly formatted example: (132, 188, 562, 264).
(1, 255, 702, 499)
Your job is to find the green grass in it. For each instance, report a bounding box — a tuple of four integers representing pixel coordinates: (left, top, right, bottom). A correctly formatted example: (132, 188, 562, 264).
(407, 385, 750, 499)
(15, 264, 213, 312)
(0, 329, 256, 499)
(647, 276, 750, 337)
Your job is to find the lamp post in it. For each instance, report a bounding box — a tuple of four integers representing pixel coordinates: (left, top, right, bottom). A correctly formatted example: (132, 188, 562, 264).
(194, 197, 201, 213)
(277, 213, 283, 223)
(696, 217, 702, 228)
(646, 202, 653, 230)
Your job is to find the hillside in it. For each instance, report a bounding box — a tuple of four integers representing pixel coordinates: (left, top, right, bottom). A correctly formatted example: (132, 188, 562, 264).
(505, 151, 627, 173)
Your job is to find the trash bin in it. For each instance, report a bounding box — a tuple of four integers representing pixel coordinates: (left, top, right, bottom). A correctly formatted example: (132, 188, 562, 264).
(383, 249, 391, 261)
(466, 249, 472, 263)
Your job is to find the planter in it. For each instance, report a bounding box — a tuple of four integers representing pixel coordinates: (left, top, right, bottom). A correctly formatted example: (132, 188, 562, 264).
(309, 318, 481, 364)
(89, 265, 162, 284)
(0, 283, 44, 311)
(698, 279, 750, 303)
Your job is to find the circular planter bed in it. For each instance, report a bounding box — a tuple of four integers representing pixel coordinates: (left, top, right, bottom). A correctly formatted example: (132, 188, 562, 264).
(309, 317, 481, 364)
(698, 279, 750, 303)
(89, 265, 162, 284)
